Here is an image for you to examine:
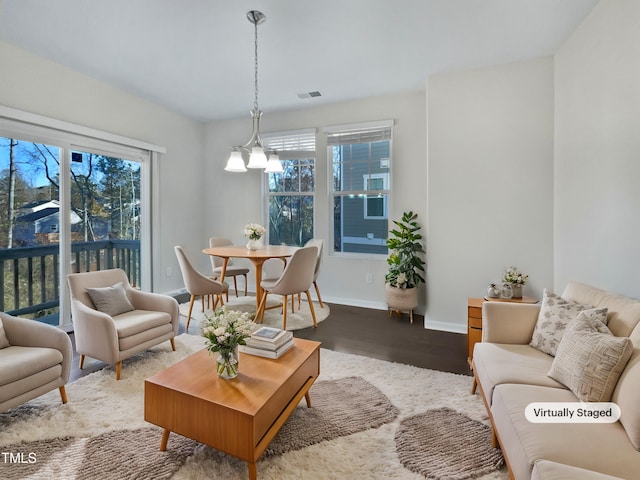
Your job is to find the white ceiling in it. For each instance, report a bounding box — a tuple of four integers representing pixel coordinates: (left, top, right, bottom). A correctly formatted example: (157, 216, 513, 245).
(0, 0, 599, 123)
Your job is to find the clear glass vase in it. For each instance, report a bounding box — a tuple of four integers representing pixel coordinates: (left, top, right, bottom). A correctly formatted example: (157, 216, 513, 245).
(216, 346, 239, 379)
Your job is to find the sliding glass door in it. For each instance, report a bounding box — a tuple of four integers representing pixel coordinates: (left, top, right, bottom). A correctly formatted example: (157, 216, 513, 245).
(0, 133, 147, 326)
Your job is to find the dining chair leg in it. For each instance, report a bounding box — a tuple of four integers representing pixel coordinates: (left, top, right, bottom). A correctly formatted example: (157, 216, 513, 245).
(186, 294, 196, 331)
(233, 277, 239, 297)
(243, 274, 248, 296)
(282, 294, 288, 330)
(256, 291, 269, 323)
(79, 354, 85, 370)
(305, 290, 318, 328)
(313, 281, 324, 308)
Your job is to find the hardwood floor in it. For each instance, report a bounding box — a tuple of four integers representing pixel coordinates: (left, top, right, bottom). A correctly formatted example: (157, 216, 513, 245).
(68, 301, 472, 382)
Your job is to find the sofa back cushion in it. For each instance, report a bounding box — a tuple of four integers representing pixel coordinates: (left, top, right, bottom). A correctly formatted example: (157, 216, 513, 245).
(0, 317, 9, 349)
(562, 282, 640, 337)
(612, 323, 640, 451)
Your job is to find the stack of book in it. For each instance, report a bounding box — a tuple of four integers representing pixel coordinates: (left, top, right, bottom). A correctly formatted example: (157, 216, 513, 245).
(239, 326, 294, 359)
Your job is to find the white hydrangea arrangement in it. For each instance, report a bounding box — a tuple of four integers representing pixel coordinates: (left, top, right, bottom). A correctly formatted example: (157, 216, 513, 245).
(503, 266, 528, 285)
(244, 223, 266, 241)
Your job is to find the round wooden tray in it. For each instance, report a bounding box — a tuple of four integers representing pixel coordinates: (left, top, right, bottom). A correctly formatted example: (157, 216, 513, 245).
(483, 295, 538, 304)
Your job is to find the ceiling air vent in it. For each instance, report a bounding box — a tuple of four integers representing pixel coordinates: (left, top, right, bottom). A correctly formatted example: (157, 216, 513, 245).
(297, 91, 322, 99)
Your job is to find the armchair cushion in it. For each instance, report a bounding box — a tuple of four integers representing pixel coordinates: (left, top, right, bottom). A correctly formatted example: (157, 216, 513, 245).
(0, 317, 8, 349)
(0, 346, 63, 386)
(86, 282, 135, 317)
(548, 310, 633, 402)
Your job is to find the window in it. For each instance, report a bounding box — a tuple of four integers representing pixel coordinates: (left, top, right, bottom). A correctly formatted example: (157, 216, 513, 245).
(263, 129, 316, 246)
(325, 121, 392, 255)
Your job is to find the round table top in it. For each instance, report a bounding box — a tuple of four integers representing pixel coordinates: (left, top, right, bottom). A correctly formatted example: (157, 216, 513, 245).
(203, 245, 298, 259)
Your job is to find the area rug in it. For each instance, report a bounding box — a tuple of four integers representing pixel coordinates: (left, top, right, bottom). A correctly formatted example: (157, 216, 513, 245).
(179, 294, 330, 331)
(0, 334, 508, 480)
(1, 377, 397, 480)
(395, 408, 504, 480)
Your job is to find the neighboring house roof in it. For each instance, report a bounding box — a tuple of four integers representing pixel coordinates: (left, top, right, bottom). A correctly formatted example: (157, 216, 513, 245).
(15, 208, 59, 223)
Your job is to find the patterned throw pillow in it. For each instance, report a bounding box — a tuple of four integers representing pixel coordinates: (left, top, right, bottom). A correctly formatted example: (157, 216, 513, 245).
(548, 310, 633, 402)
(0, 317, 9, 349)
(529, 289, 603, 356)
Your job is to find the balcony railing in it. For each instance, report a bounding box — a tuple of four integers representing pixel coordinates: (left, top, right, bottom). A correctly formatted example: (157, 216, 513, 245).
(0, 240, 140, 323)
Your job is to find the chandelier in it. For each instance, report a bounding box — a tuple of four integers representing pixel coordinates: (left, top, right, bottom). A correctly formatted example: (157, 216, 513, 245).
(224, 10, 282, 173)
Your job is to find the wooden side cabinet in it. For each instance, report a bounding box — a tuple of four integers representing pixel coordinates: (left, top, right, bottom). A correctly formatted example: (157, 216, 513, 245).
(467, 298, 484, 365)
(467, 296, 539, 366)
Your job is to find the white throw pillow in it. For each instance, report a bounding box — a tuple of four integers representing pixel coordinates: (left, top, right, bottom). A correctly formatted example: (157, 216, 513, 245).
(86, 282, 135, 317)
(0, 317, 9, 348)
(529, 288, 602, 356)
(548, 310, 633, 402)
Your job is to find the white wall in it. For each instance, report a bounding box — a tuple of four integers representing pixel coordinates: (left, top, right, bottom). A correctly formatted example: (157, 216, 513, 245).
(204, 90, 427, 311)
(0, 41, 205, 294)
(554, 0, 640, 298)
(426, 58, 555, 332)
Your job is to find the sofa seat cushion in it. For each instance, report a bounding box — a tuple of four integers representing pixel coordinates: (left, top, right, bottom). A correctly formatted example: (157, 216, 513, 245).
(113, 310, 172, 338)
(532, 460, 625, 480)
(0, 317, 9, 349)
(492, 384, 640, 480)
(0, 346, 63, 386)
(473, 343, 565, 406)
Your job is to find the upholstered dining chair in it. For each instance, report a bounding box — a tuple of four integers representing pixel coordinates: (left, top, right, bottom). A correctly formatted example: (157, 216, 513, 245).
(0, 311, 73, 412)
(303, 238, 324, 308)
(255, 246, 318, 330)
(67, 268, 179, 380)
(174, 246, 228, 331)
(209, 237, 249, 299)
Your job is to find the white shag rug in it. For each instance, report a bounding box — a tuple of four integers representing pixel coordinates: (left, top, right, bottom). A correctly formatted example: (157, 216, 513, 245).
(179, 295, 330, 331)
(0, 334, 508, 480)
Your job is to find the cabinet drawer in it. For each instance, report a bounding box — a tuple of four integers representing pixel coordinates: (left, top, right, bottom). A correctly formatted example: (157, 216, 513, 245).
(468, 314, 482, 329)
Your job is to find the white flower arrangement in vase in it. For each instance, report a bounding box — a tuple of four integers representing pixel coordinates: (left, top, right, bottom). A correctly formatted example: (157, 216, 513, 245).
(244, 223, 266, 250)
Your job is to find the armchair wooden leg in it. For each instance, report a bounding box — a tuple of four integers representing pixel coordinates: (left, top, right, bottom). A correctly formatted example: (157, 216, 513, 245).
(170, 337, 176, 351)
(116, 361, 123, 380)
(59, 386, 68, 404)
(305, 290, 318, 328)
(79, 354, 85, 370)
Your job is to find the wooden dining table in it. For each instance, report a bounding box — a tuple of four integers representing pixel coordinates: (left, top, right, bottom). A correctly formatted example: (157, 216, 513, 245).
(202, 245, 298, 311)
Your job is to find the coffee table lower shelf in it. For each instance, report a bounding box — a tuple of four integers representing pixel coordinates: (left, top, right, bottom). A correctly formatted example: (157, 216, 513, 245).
(144, 339, 321, 480)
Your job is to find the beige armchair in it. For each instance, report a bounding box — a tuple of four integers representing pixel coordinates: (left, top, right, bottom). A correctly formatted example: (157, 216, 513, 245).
(0, 312, 72, 412)
(67, 268, 179, 380)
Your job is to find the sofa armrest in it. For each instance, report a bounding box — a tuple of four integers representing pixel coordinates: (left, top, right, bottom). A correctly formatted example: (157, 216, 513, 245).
(482, 302, 541, 344)
(1, 312, 73, 382)
(127, 289, 180, 334)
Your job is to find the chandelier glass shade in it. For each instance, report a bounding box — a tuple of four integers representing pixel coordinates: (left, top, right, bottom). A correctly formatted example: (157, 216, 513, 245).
(224, 10, 282, 174)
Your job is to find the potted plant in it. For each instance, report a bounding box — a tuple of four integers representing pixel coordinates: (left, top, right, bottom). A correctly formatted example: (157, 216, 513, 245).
(384, 211, 426, 322)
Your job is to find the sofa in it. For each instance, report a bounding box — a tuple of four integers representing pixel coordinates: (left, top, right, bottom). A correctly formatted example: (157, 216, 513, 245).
(472, 282, 640, 479)
(0, 312, 73, 412)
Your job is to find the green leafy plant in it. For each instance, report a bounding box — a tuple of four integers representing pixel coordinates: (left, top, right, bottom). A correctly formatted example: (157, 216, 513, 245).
(385, 211, 426, 289)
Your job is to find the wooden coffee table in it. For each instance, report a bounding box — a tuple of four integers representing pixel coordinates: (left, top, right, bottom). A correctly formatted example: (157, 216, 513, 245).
(144, 338, 321, 480)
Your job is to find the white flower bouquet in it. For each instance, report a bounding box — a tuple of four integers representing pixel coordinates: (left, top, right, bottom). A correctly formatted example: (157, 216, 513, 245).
(244, 223, 266, 241)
